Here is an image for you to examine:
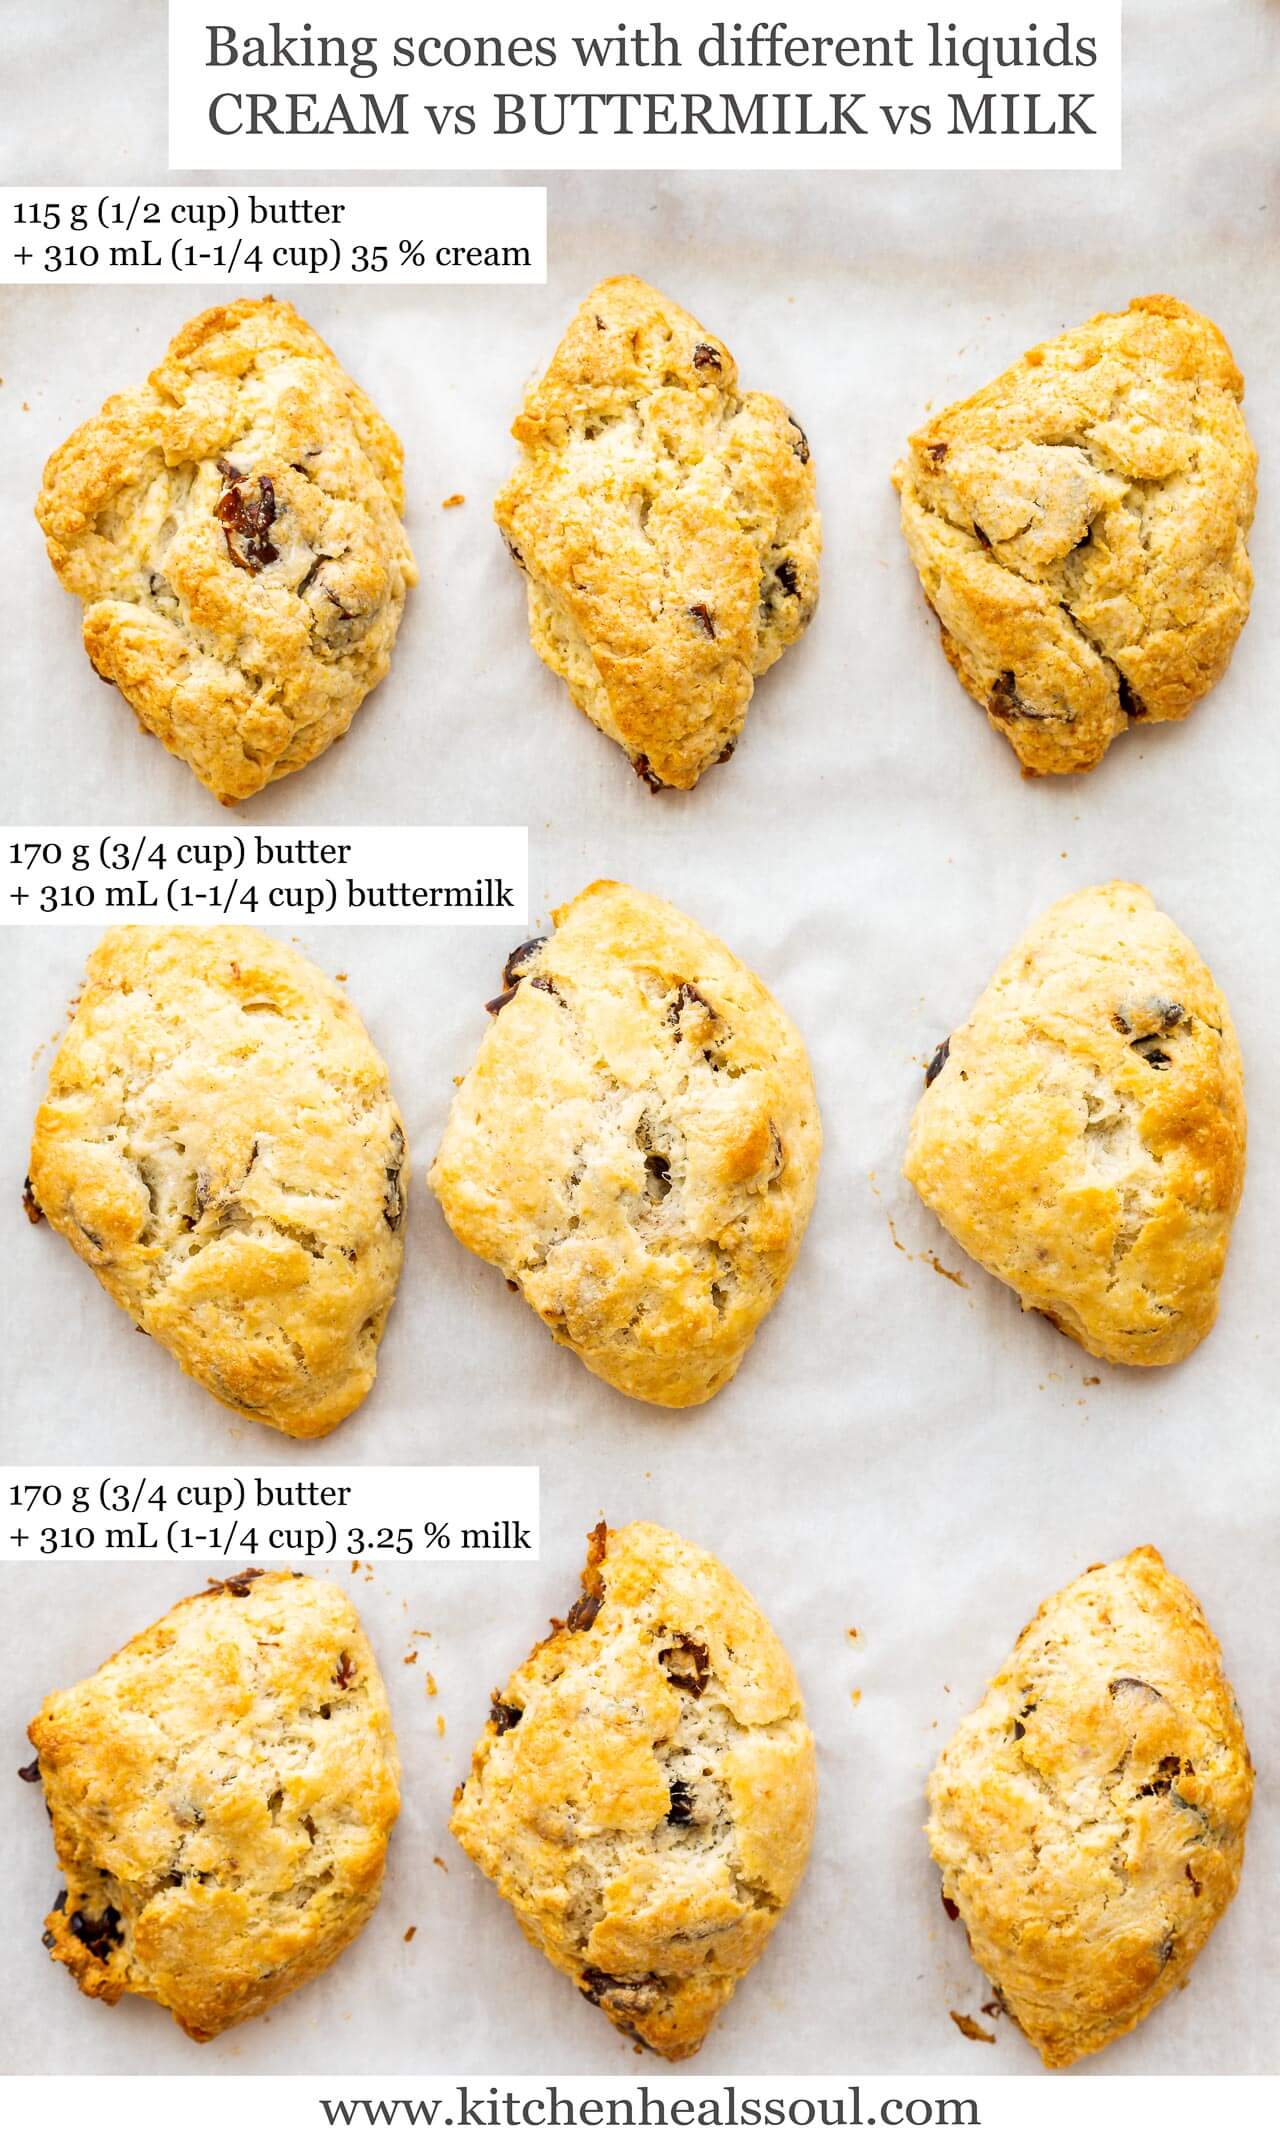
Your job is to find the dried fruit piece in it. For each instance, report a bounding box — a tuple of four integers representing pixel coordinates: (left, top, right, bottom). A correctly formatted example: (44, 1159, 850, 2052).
(215, 467, 279, 574)
(924, 1037, 951, 1087)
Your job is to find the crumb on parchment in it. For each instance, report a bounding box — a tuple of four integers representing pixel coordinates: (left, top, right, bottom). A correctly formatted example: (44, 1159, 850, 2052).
(950, 2011, 996, 2044)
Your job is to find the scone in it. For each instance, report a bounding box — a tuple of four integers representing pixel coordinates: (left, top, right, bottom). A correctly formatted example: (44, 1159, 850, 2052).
(428, 880, 821, 1406)
(496, 275, 820, 790)
(36, 297, 417, 801)
(894, 296, 1256, 774)
(26, 1570, 399, 2041)
(451, 1520, 816, 2059)
(928, 1547, 1252, 2068)
(903, 883, 1245, 1365)
(26, 926, 407, 1435)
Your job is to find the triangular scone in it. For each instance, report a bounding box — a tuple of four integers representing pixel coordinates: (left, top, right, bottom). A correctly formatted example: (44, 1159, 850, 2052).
(928, 1548, 1253, 2067)
(36, 297, 416, 801)
(496, 276, 820, 789)
(428, 880, 821, 1406)
(452, 1521, 816, 2059)
(904, 883, 1245, 1365)
(27, 1570, 400, 2041)
(27, 926, 407, 1434)
(894, 296, 1256, 774)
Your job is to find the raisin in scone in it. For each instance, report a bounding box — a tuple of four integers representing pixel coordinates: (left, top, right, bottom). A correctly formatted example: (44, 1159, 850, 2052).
(929, 1548, 1252, 2068)
(25, 1570, 399, 2041)
(894, 296, 1256, 775)
(36, 297, 416, 802)
(452, 1521, 816, 2060)
(495, 276, 820, 790)
(26, 926, 407, 1435)
(904, 883, 1245, 1366)
(428, 881, 821, 1407)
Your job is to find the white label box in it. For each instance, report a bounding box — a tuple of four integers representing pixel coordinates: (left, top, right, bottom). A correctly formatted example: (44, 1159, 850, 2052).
(168, 0, 1123, 173)
(0, 1466, 539, 1563)
(0, 184, 545, 284)
(1, 2071, 1273, 2134)
(0, 827, 528, 926)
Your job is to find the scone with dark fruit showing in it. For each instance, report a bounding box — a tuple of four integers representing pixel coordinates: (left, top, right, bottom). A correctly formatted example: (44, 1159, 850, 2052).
(36, 297, 416, 802)
(25, 1569, 400, 2041)
(929, 1547, 1253, 2068)
(894, 296, 1256, 775)
(496, 275, 820, 790)
(428, 880, 821, 1406)
(452, 1520, 816, 2059)
(904, 883, 1245, 1366)
(26, 926, 407, 1435)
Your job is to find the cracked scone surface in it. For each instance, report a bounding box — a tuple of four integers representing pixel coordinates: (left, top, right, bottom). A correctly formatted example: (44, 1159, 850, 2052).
(27, 926, 407, 1436)
(495, 276, 820, 790)
(903, 883, 1245, 1366)
(928, 1548, 1252, 2069)
(452, 1521, 816, 2060)
(428, 881, 821, 1407)
(894, 295, 1256, 775)
(28, 1569, 400, 2042)
(36, 296, 417, 802)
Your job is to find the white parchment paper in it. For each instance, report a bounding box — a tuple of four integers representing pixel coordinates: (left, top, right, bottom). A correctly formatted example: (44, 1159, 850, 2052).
(1, 0, 1277, 2084)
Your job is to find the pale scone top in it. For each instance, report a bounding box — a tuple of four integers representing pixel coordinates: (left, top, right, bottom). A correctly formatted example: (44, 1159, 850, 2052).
(895, 295, 1256, 774)
(928, 1547, 1253, 2068)
(496, 275, 820, 790)
(28, 1569, 400, 2041)
(904, 882, 1245, 1366)
(28, 925, 407, 1436)
(451, 1520, 816, 2060)
(36, 296, 417, 802)
(428, 880, 822, 1408)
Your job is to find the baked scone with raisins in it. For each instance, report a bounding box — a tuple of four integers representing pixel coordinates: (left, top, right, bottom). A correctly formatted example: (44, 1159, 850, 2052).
(428, 881, 821, 1407)
(452, 1520, 816, 2060)
(904, 883, 1245, 1365)
(36, 297, 416, 802)
(495, 276, 820, 790)
(26, 926, 407, 1435)
(25, 1569, 400, 2042)
(929, 1547, 1252, 2068)
(894, 296, 1256, 775)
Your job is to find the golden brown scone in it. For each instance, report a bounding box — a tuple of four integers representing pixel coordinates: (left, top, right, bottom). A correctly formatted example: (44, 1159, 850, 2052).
(428, 881, 821, 1407)
(496, 276, 820, 790)
(894, 296, 1256, 774)
(27, 926, 407, 1435)
(928, 1547, 1253, 2068)
(26, 1569, 400, 2042)
(36, 297, 417, 802)
(903, 883, 1245, 1366)
(452, 1521, 816, 2060)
